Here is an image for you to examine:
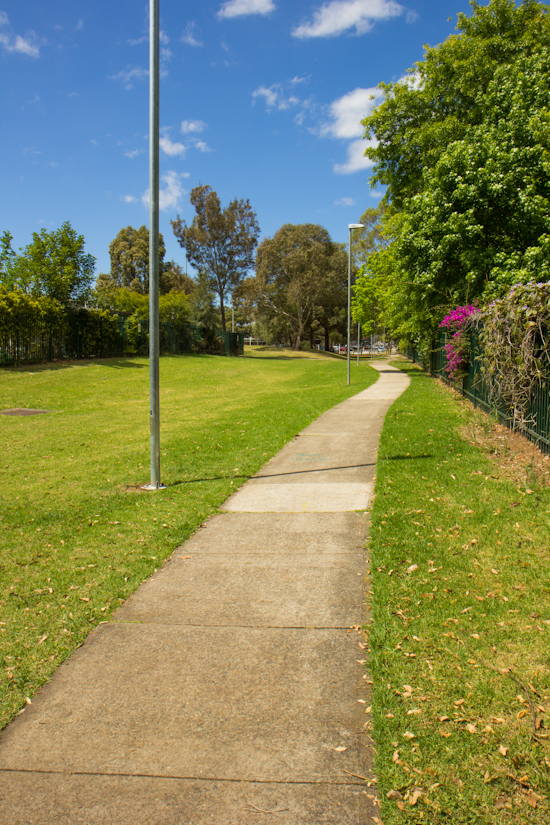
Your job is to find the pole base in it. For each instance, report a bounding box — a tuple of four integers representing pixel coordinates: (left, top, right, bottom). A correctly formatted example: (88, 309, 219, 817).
(141, 483, 166, 491)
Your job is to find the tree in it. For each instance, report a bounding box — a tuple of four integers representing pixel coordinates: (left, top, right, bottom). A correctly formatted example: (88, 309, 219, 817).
(254, 223, 343, 350)
(191, 270, 222, 350)
(364, 0, 550, 206)
(171, 185, 260, 331)
(311, 244, 348, 351)
(162, 261, 195, 295)
(361, 0, 550, 339)
(352, 204, 393, 335)
(0, 222, 95, 308)
(108, 225, 166, 294)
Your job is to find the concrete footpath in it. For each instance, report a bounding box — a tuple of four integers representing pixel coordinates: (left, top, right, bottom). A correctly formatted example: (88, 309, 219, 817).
(0, 361, 409, 825)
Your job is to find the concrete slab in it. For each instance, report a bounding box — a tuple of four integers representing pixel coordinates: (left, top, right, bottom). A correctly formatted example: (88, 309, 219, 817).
(249, 434, 378, 484)
(0, 773, 379, 825)
(0, 625, 372, 784)
(221, 481, 374, 512)
(149, 511, 368, 558)
(113, 554, 365, 627)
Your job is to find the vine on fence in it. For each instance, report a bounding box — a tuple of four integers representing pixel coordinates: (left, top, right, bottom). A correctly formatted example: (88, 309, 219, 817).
(480, 281, 550, 426)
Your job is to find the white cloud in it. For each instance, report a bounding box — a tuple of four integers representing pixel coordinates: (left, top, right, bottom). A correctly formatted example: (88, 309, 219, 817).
(321, 87, 382, 174)
(128, 36, 147, 45)
(335, 197, 356, 206)
(181, 21, 203, 46)
(125, 149, 141, 159)
(406, 9, 419, 23)
(252, 83, 300, 111)
(292, 0, 403, 39)
(181, 119, 206, 134)
(218, 0, 276, 19)
(122, 195, 137, 203)
(142, 171, 186, 212)
(334, 138, 376, 174)
(110, 65, 148, 90)
(160, 136, 186, 157)
(75, 19, 84, 31)
(194, 140, 212, 153)
(22, 93, 41, 110)
(0, 13, 41, 57)
(322, 86, 382, 138)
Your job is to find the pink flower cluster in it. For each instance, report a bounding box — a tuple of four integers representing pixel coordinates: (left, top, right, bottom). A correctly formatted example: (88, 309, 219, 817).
(439, 305, 477, 380)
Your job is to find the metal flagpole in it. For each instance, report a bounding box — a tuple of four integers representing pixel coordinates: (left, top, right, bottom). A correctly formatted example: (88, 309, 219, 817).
(145, 0, 162, 490)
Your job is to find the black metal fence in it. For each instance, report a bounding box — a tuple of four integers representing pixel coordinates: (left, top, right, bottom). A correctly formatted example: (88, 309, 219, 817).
(430, 330, 550, 453)
(0, 310, 245, 367)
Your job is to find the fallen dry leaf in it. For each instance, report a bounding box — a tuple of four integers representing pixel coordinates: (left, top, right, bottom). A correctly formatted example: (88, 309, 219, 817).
(499, 745, 508, 756)
(333, 746, 348, 752)
(409, 788, 423, 806)
(387, 789, 403, 800)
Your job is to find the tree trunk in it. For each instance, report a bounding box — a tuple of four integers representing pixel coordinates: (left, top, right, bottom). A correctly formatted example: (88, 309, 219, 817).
(324, 328, 330, 352)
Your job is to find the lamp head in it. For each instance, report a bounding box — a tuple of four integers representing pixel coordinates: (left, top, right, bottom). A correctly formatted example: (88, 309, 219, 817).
(348, 223, 365, 229)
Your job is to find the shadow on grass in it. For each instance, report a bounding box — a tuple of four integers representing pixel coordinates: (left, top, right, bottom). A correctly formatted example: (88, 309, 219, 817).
(3, 357, 147, 373)
(380, 454, 435, 461)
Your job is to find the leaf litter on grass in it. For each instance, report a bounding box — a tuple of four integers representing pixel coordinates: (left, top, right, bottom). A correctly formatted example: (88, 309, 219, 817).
(367, 361, 550, 823)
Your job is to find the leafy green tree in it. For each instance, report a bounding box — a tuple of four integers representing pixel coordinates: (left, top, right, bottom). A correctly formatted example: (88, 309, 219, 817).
(0, 222, 95, 308)
(171, 185, 260, 331)
(159, 291, 191, 326)
(108, 225, 166, 294)
(361, 0, 550, 339)
(0, 231, 17, 276)
(311, 244, 348, 351)
(191, 270, 222, 350)
(162, 261, 195, 295)
(254, 223, 342, 351)
(364, 0, 550, 206)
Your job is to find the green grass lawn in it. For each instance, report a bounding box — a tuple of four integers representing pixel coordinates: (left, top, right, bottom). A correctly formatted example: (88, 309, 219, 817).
(0, 348, 377, 730)
(368, 360, 550, 823)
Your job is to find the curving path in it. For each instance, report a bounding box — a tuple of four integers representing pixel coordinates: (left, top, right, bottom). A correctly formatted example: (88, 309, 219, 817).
(0, 361, 410, 825)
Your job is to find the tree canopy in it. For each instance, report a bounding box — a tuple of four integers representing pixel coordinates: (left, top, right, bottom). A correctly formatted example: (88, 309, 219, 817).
(254, 223, 345, 350)
(359, 0, 550, 340)
(171, 185, 260, 331)
(108, 225, 166, 294)
(0, 222, 95, 309)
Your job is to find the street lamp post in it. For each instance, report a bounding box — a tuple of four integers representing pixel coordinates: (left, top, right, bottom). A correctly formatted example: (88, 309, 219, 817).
(144, 0, 163, 490)
(347, 223, 364, 385)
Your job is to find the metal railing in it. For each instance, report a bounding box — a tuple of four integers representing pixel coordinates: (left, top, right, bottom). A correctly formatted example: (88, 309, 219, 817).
(0, 311, 244, 367)
(429, 330, 550, 453)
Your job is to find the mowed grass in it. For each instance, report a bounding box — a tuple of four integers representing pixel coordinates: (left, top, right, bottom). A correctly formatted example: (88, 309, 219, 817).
(0, 348, 377, 730)
(368, 360, 550, 823)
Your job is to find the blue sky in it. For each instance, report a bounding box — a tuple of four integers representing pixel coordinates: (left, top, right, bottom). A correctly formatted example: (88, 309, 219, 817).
(1, 0, 473, 278)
